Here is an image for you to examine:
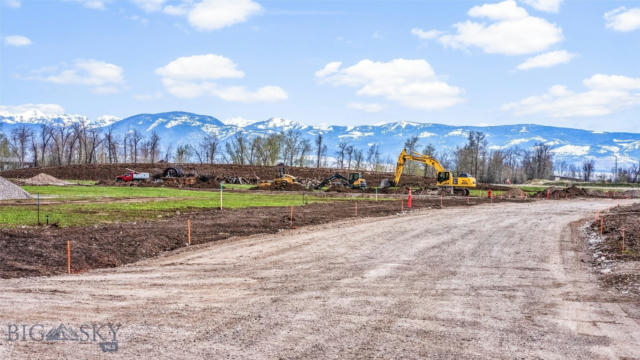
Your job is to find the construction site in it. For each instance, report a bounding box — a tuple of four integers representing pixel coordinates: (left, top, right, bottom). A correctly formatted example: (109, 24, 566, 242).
(0, 157, 638, 358)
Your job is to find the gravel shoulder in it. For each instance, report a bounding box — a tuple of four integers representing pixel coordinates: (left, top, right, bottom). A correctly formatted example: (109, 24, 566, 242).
(1, 199, 639, 359)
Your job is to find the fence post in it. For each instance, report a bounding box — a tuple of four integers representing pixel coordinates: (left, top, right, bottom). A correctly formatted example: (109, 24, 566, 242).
(37, 193, 41, 226)
(219, 184, 223, 210)
(67, 240, 71, 275)
(187, 219, 191, 245)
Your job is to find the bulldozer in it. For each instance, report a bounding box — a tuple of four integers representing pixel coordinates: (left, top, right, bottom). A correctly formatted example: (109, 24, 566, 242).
(258, 163, 301, 189)
(314, 172, 367, 190)
(381, 149, 476, 196)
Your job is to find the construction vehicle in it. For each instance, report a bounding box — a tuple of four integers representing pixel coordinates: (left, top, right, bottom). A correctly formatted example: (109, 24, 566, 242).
(315, 172, 367, 190)
(258, 163, 301, 189)
(381, 149, 476, 196)
(116, 169, 150, 182)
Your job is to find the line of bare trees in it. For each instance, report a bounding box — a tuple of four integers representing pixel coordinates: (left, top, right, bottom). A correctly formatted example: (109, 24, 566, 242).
(0, 123, 173, 167)
(2, 123, 639, 183)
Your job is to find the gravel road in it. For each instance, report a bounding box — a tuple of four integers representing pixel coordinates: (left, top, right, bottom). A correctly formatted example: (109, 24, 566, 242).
(1, 199, 639, 359)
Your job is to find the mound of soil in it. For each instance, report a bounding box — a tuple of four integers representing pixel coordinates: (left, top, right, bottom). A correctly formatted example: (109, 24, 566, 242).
(506, 188, 527, 198)
(0, 176, 31, 200)
(23, 173, 70, 186)
(535, 185, 589, 199)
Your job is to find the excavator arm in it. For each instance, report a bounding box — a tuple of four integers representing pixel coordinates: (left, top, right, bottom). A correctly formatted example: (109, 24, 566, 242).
(391, 149, 445, 186)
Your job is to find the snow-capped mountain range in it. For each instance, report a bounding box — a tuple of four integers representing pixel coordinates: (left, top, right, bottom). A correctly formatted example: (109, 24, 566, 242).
(1, 110, 639, 171)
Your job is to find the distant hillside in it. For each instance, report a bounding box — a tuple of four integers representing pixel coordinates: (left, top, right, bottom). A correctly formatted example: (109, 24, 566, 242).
(1, 111, 639, 171)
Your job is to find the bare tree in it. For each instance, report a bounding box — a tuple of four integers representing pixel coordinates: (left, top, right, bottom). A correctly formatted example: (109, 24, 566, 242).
(315, 133, 325, 168)
(353, 148, 363, 170)
(336, 142, 349, 169)
(10, 125, 32, 167)
(149, 131, 160, 163)
(583, 160, 595, 182)
(225, 132, 248, 165)
(131, 129, 143, 163)
(345, 145, 354, 170)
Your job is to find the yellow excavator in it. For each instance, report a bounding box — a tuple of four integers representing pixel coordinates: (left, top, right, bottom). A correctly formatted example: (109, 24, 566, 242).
(380, 149, 477, 196)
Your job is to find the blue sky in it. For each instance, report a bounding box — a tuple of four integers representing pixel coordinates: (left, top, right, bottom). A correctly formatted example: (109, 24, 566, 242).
(1, 0, 640, 132)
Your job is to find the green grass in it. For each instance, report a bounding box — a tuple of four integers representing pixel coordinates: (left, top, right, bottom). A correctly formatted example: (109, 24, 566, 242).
(1, 190, 333, 227)
(222, 184, 254, 190)
(22, 185, 224, 200)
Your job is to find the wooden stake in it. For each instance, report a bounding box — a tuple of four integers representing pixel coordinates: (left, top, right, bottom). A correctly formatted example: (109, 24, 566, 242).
(219, 184, 223, 210)
(355, 202, 358, 216)
(600, 217, 604, 235)
(290, 206, 294, 228)
(622, 227, 625, 252)
(440, 195, 443, 208)
(67, 240, 71, 275)
(187, 219, 191, 245)
(401, 199, 403, 212)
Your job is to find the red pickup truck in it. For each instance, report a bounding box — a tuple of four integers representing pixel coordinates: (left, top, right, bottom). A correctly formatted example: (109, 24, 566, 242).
(116, 171, 150, 182)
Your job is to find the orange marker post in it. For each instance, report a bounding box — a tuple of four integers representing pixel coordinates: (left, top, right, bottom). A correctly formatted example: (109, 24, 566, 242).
(407, 188, 412, 208)
(187, 219, 191, 245)
(66, 240, 71, 275)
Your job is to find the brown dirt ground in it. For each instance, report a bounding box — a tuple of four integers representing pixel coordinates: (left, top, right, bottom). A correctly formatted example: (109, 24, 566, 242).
(0, 196, 521, 279)
(587, 203, 640, 297)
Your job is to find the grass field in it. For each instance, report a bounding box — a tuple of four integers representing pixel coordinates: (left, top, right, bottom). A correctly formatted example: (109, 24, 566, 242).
(1, 186, 339, 227)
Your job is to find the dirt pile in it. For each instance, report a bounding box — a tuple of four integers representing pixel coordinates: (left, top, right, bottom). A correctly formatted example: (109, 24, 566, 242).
(506, 188, 527, 198)
(534, 185, 589, 199)
(591, 203, 640, 255)
(23, 173, 70, 186)
(0, 176, 31, 200)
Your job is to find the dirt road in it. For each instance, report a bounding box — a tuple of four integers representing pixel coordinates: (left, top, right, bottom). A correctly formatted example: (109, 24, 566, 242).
(1, 199, 639, 359)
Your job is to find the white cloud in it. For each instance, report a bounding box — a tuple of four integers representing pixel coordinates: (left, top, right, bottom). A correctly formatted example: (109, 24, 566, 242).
(438, 0, 563, 55)
(26, 59, 124, 93)
(156, 54, 244, 80)
(502, 74, 640, 118)
(157, 54, 287, 102)
(516, 50, 575, 70)
(0, 104, 65, 117)
(4, 35, 32, 47)
(521, 0, 563, 13)
(315, 61, 341, 78)
(316, 58, 463, 110)
(347, 102, 385, 113)
(411, 28, 442, 40)
(604, 7, 640, 32)
(188, 0, 262, 31)
(3, 0, 20, 8)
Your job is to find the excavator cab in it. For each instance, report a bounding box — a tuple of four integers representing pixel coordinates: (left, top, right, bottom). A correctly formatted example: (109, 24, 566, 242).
(437, 171, 451, 184)
(348, 173, 367, 189)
